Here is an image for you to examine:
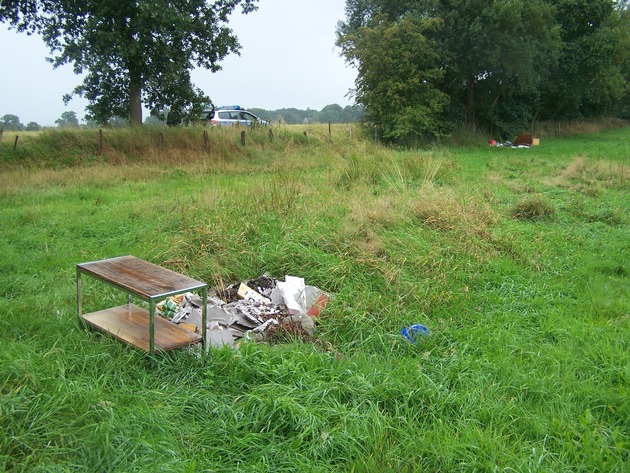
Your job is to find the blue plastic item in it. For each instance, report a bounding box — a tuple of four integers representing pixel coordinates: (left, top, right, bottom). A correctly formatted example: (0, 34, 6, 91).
(401, 324, 430, 343)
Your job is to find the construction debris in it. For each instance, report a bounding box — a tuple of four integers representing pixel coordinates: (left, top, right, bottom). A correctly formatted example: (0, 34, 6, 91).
(156, 275, 330, 349)
(489, 133, 540, 148)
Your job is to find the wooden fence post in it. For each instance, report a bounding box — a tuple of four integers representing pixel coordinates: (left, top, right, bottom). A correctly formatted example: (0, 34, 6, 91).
(204, 129, 209, 152)
(13, 135, 19, 151)
(328, 121, 331, 140)
(241, 130, 246, 146)
(268, 128, 273, 143)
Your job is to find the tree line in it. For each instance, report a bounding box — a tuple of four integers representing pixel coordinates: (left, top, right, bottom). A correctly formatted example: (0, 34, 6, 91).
(149, 104, 363, 125)
(147, 104, 364, 126)
(336, 0, 630, 143)
(0, 111, 80, 131)
(243, 104, 364, 125)
(0, 104, 363, 131)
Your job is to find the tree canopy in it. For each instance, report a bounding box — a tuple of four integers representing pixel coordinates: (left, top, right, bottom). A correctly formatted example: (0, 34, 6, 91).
(0, 114, 23, 131)
(55, 111, 79, 128)
(2, 0, 259, 125)
(340, 14, 449, 140)
(337, 0, 630, 142)
(25, 121, 41, 131)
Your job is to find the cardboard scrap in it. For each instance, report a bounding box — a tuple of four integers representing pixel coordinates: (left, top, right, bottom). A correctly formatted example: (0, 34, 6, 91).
(179, 322, 198, 333)
(237, 283, 271, 304)
(273, 276, 307, 315)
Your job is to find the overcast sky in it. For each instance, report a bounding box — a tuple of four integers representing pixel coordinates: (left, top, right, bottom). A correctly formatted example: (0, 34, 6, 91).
(0, 0, 357, 126)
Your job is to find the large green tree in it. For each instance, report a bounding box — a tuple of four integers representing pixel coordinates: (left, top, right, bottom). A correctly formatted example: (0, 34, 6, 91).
(539, 0, 628, 119)
(434, 0, 559, 133)
(2, 0, 259, 125)
(338, 13, 448, 141)
(337, 0, 630, 141)
(337, 0, 559, 137)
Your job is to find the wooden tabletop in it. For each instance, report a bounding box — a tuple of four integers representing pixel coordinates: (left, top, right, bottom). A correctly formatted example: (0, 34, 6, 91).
(77, 255, 207, 299)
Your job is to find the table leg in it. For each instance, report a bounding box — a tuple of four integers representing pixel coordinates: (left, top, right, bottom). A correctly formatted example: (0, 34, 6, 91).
(77, 268, 82, 318)
(202, 285, 208, 353)
(149, 298, 156, 353)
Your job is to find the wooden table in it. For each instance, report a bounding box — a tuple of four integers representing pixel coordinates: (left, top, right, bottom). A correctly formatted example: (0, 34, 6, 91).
(77, 255, 207, 353)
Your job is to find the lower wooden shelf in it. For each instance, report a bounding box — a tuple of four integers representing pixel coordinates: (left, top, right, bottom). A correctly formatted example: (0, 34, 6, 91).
(81, 303, 202, 353)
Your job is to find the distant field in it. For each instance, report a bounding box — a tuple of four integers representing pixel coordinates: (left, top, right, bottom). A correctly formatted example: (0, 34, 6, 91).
(1, 124, 628, 471)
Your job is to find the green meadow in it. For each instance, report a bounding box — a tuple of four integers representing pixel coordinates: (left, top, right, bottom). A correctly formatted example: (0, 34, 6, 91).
(1, 123, 628, 472)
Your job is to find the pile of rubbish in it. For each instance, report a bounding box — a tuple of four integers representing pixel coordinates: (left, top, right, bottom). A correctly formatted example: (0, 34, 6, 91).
(489, 133, 540, 148)
(488, 140, 532, 148)
(157, 275, 329, 348)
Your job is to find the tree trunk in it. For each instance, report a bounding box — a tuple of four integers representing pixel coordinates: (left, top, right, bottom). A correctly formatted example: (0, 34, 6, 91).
(129, 66, 143, 126)
(530, 109, 541, 134)
(465, 78, 476, 132)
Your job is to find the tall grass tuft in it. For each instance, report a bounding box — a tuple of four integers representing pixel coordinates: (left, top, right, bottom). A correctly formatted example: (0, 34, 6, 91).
(511, 194, 557, 220)
(557, 156, 630, 191)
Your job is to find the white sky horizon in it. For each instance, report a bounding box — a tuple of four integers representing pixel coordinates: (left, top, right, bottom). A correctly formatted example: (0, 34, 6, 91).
(0, 0, 357, 126)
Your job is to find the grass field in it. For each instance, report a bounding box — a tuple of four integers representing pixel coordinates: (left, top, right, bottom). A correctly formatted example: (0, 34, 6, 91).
(1, 124, 629, 472)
